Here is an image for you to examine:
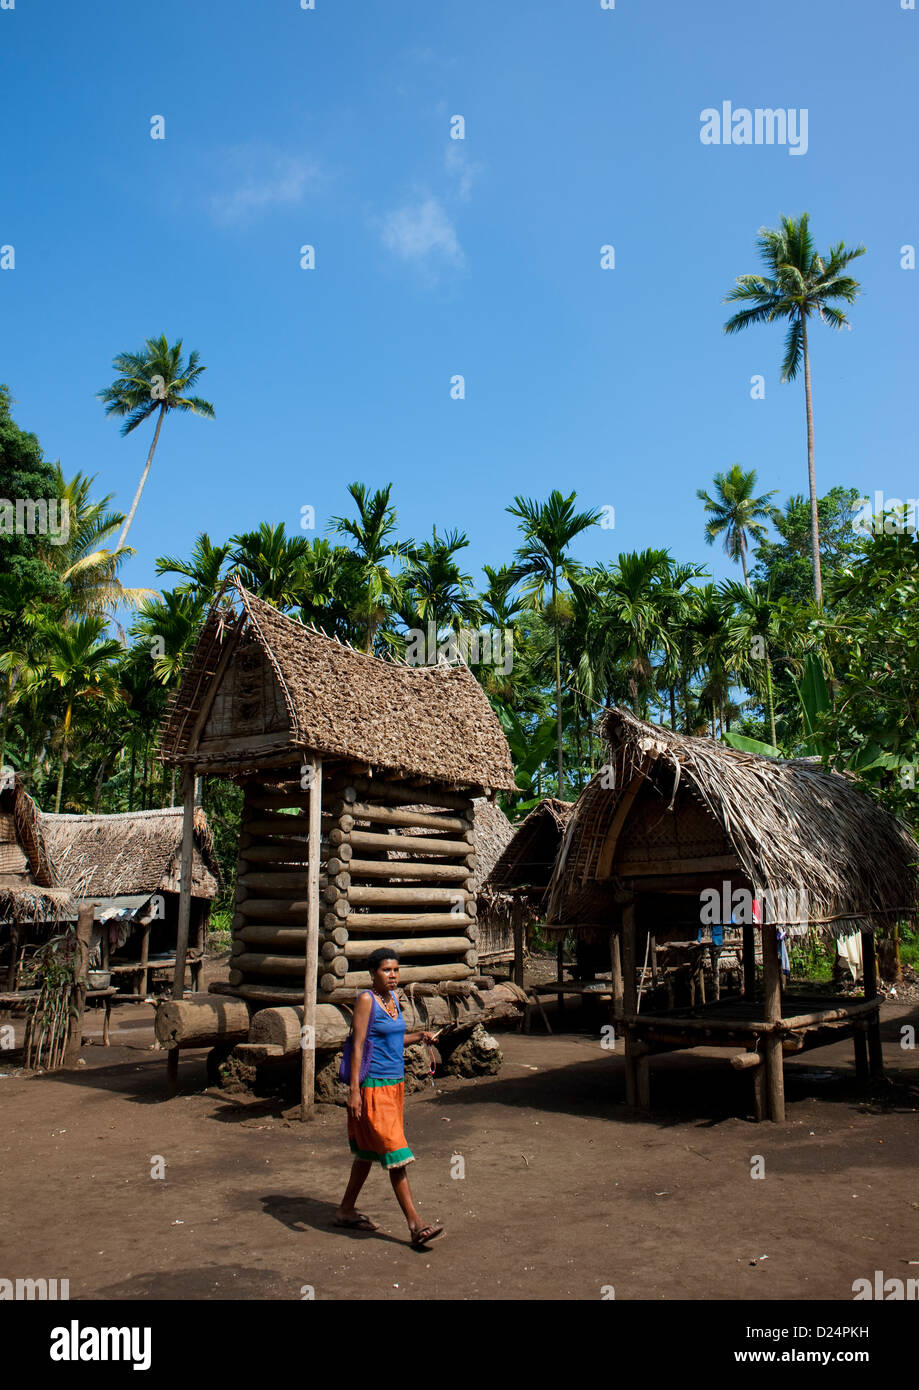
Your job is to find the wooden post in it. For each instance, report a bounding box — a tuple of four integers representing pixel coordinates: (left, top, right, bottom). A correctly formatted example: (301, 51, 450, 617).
(63, 904, 94, 1067)
(621, 897, 638, 1107)
(138, 920, 151, 1000)
(761, 923, 785, 1122)
(555, 937, 564, 1018)
(609, 928, 624, 1020)
(166, 768, 196, 1094)
(513, 918, 525, 989)
(5, 921, 20, 990)
(742, 922, 756, 999)
(861, 929, 883, 1079)
(300, 757, 323, 1121)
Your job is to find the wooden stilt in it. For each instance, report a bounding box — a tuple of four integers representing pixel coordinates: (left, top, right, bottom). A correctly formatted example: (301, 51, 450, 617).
(742, 922, 755, 999)
(166, 769, 196, 1096)
(609, 929, 624, 1020)
(861, 930, 883, 1079)
(63, 905, 94, 1067)
(761, 923, 785, 1122)
(300, 757, 323, 1121)
(621, 898, 638, 1107)
(513, 919, 524, 990)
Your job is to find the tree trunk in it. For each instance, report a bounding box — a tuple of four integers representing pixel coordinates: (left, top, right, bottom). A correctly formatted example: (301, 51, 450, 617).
(116, 401, 166, 550)
(740, 541, 750, 589)
(801, 313, 823, 608)
(553, 571, 564, 796)
(765, 642, 777, 749)
(54, 756, 65, 814)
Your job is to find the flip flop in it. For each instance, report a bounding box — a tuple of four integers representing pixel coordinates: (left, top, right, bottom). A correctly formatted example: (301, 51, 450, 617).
(334, 1212, 379, 1231)
(410, 1223, 444, 1247)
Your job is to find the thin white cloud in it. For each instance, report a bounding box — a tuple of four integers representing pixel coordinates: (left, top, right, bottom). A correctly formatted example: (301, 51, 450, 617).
(444, 142, 482, 201)
(380, 196, 465, 269)
(209, 148, 321, 225)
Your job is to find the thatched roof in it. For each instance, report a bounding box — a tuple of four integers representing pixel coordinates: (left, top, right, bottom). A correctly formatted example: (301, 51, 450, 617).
(159, 584, 517, 792)
(0, 777, 75, 923)
(485, 797, 574, 892)
(40, 806, 221, 901)
(546, 707, 919, 938)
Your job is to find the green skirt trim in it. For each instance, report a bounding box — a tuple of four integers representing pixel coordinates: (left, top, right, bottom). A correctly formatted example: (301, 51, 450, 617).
(349, 1140, 415, 1169)
(361, 1076, 404, 1088)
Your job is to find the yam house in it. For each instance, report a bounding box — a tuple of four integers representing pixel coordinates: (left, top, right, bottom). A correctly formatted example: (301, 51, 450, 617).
(545, 707, 919, 1122)
(154, 582, 523, 1107)
(479, 797, 574, 982)
(0, 773, 74, 994)
(40, 806, 221, 997)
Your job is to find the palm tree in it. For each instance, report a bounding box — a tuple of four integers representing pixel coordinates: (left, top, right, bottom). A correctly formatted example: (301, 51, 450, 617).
(42, 616, 122, 811)
(723, 214, 865, 607)
(400, 528, 482, 638)
(589, 549, 675, 719)
(696, 465, 776, 587)
(156, 533, 231, 605)
(98, 336, 215, 550)
(330, 483, 408, 652)
(40, 467, 153, 622)
(507, 490, 600, 794)
(229, 523, 313, 610)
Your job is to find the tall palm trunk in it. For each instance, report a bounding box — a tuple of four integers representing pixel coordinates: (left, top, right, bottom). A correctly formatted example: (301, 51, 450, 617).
(116, 401, 166, 550)
(740, 542, 749, 589)
(552, 570, 564, 795)
(800, 313, 823, 608)
(765, 643, 777, 749)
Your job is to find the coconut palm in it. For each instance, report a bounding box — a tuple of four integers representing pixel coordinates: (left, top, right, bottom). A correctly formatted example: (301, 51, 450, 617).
(330, 483, 408, 652)
(156, 533, 232, 604)
(507, 490, 600, 793)
(723, 214, 865, 607)
(696, 465, 776, 587)
(41, 616, 122, 811)
(229, 523, 313, 610)
(400, 528, 482, 639)
(40, 467, 153, 622)
(588, 549, 676, 719)
(98, 336, 215, 550)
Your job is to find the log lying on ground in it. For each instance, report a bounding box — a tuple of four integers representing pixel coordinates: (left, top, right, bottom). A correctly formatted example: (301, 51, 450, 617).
(246, 982, 525, 1057)
(155, 993, 251, 1050)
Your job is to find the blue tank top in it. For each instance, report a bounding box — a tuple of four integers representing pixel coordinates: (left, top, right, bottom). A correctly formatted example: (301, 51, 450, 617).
(361, 990, 405, 1081)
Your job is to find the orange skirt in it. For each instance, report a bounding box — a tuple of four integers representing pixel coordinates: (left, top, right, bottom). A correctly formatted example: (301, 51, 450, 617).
(348, 1078, 415, 1169)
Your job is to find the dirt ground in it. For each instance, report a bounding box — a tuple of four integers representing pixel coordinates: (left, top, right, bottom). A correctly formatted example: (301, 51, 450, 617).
(1, 982, 917, 1303)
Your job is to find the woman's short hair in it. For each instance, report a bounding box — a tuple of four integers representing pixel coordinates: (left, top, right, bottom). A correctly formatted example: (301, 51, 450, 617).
(367, 946, 400, 974)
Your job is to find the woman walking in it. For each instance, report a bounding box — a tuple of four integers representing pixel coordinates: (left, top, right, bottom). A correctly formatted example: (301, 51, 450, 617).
(334, 948, 444, 1246)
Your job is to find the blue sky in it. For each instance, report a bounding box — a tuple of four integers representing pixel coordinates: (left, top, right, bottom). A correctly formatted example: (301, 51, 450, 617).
(2, 0, 917, 595)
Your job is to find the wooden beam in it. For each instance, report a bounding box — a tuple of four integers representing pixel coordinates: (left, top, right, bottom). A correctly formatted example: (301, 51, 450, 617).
(301, 757, 322, 1120)
(861, 929, 883, 1078)
(614, 854, 740, 877)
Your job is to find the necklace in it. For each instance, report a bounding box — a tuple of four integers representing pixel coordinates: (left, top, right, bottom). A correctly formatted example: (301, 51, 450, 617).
(373, 988, 397, 1019)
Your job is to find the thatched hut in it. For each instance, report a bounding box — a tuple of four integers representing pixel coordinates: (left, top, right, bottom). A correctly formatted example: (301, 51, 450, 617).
(478, 797, 574, 974)
(545, 708, 919, 1121)
(154, 582, 522, 1108)
(40, 806, 221, 995)
(0, 774, 74, 992)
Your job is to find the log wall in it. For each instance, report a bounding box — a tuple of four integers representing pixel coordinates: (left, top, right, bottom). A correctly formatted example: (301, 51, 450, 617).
(230, 768, 479, 1002)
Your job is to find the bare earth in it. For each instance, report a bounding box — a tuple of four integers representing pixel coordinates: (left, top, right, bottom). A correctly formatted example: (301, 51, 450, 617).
(1, 989, 917, 1303)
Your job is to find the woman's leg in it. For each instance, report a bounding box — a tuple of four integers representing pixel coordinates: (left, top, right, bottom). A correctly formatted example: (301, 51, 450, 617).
(336, 1158, 373, 1219)
(388, 1165, 423, 1231)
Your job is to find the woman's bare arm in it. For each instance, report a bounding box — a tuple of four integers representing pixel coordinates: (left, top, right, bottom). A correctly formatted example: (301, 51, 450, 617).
(348, 992, 372, 1118)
